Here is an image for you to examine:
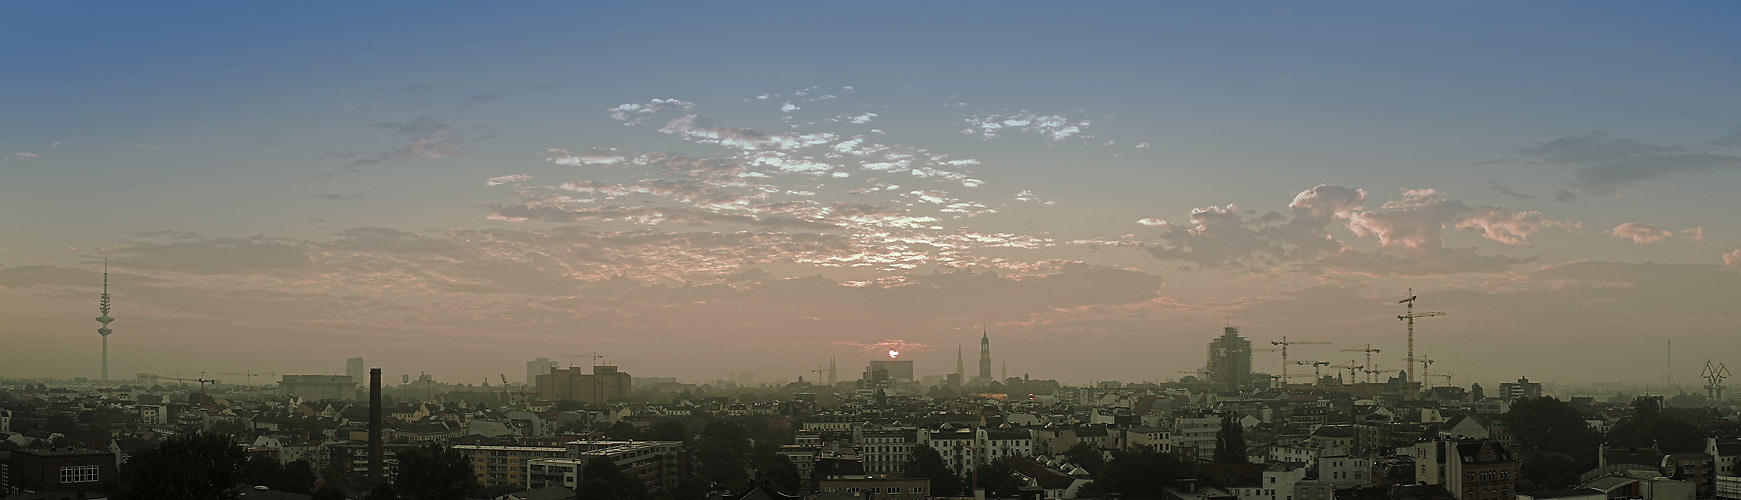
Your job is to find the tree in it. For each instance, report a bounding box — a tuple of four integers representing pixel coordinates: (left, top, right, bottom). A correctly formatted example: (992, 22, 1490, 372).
(902, 444, 965, 496)
(584, 456, 651, 500)
(605, 420, 642, 440)
(366, 482, 400, 500)
(1504, 397, 1600, 460)
(393, 443, 475, 500)
(975, 459, 1025, 498)
(693, 420, 754, 491)
(751, 452, 802, 494)
(114, 432, 249, 500)
(1213, 414, 1247, 464)
(644, 419, 689, 442)
(1063, 442, 1106, 475)
(1607, 397, 1706, 454)
(1504, 397, 1602, 490)
(576, 478, 622, 500)
(1094, 448, 1189, 499)
(277, 460, 319, 494)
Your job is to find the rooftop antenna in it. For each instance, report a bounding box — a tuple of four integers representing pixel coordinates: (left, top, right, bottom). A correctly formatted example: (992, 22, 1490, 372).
(96, 259, 115, 381)
(1397, 288, 1444, 394)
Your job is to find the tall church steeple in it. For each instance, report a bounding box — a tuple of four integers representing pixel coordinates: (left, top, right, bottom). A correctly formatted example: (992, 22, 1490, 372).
(977, 325, 992, 382)
(956, 344, 964, 382)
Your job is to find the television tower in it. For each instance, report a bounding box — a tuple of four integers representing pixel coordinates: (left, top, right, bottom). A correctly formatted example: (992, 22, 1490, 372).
(95, 260, 115, 381)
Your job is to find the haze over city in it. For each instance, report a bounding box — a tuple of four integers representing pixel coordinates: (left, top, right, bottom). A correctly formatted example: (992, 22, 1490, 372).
(4, 2, 1741, 388)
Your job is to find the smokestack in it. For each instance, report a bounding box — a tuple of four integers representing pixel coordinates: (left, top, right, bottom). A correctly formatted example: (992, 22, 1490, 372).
(369, 368, 383, 485)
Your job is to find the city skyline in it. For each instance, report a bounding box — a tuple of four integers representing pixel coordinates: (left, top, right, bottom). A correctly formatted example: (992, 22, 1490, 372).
(4, 2, 1741, 387)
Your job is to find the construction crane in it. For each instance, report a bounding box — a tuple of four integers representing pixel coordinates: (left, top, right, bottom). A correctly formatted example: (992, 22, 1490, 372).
(500, 374, 533, 408)
(1327, 361, 1361, 383)
(1704, 360, 1731, 400)
(1271, 337, 1329, 388)
(1294, 361, 1331, 386)
(216, 371, 279, 387)
(163, 373, 218, 398)
(565, 353, 607, 368)
(808, 367, 827, 384)
(1398, 288, 1445, 391)
(1342, 345, 1382, 384)
(1420, 357, 1453, 388)
(1362, 364, 1389, 384)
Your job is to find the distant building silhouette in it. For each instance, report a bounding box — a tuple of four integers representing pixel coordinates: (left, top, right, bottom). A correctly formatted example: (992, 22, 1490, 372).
(978, 328, 993, 382)
(1207, 326, 1253, 389)
(346, 357, 364, 389)
(526, 357, 558, 386)
(537, 365, 631, 404)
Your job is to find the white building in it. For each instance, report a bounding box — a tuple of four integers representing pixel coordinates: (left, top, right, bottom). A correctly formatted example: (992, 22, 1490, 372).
(1229, 464, 1308, 500)
(1172, 415, 1221, 456)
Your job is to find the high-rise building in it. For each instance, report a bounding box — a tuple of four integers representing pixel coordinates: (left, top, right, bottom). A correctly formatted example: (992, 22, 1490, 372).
(537, 365, 632, 404)
(526, 358, 558, 386)
(1206, 326, 1253, 388)
(1498, 377, 1542, 401)
(346, 357, 365, 389)
(978, 329, 993, 381)
(866, 360, 915, 383)
(282, 374, 357, 401)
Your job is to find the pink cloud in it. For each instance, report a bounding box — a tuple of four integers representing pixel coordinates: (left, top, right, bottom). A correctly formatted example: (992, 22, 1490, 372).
(1608, 222, 1699, 244)
(1454, 207, 1548, 246)
(1725, 249, 1740, 270)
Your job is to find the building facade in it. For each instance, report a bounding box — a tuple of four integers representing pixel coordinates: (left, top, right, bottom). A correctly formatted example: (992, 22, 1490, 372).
(527, 358, 559, 387)
(1206, 327, 1253, 389)
(453, 445, 568, 488)
(537, 366, 632, 404)
(0, 448, 118, 495)
(281, 374, 356, 401)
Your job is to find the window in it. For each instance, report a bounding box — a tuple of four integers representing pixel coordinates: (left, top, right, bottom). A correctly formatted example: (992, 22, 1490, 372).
(61, 465, 101, 484)
(913, 487, 924, 494)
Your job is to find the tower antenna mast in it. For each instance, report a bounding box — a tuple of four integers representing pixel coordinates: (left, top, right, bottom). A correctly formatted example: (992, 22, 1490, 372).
(96, 259, 115, 381)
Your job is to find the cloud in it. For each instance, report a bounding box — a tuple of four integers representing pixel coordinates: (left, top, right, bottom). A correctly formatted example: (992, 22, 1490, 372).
(364, 83, 436, 99)
(1608, 222, 1701, 244)
(1136, 218, 1168, 226)
(112, 236, 313, 275)
(1726, 250, 1740, 270)
(962, 112, 1093, 141)
(468, 90, 507, 103)
(7, 152, 36, 160)
(847, 113, 877, 125)
(1453, 206, 1550, 247)
(315, 193, 357, 201)
(1483, 179, 1534, 200)
(545, 149, 626, 166)
(609, 98, 695, 125)
(354, 116, 485, 165)
(1144, 185, 1538, 274)
(1515, 131, 1741, 193)
(485, 174, 532, 186)
(120, 142, 159, 151)
(467, 84, 557, 104)
(657, 115, 837, 151)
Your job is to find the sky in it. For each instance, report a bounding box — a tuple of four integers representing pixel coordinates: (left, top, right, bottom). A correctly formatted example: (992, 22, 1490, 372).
(3, 2, 1740, 389)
